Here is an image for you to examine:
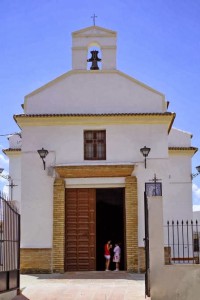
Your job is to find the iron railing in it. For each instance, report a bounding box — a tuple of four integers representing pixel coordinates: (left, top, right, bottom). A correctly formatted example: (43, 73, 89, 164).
(0, 192, 20, 293)
(164, 220, 200, 264)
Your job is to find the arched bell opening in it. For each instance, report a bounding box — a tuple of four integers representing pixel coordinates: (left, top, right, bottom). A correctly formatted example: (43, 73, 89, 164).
(87, 42, 102, 70)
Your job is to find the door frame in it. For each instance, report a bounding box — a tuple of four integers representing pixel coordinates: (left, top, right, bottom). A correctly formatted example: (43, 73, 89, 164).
(52, 165, 138, 273)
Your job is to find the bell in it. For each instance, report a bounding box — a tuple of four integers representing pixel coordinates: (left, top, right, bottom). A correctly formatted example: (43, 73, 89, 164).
(87, 50, 101, 70)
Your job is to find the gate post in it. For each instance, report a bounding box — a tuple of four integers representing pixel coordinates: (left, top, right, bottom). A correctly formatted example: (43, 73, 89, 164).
(144, 192, 150, 297)
(148, 196, 165, 296)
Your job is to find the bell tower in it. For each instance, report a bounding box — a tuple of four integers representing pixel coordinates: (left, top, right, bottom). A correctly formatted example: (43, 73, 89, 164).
(72, 26, 117, 70)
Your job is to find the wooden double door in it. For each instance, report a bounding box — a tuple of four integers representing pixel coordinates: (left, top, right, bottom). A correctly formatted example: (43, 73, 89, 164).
(65, 188, 96, 271)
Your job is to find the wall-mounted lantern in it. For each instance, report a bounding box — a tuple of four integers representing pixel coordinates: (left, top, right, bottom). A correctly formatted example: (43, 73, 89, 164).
(140, 146, 151, 169)
(37, 148, 49, 170)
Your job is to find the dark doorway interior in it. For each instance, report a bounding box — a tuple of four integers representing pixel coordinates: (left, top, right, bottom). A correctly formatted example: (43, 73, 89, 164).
(96, 188, 125, 271)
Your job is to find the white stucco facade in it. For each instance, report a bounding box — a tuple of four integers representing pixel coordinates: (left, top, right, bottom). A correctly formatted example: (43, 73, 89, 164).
(3, 25, 197, 271)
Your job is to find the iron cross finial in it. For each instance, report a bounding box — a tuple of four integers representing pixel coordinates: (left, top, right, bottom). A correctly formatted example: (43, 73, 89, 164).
(148, 174, 162, 196)
(91, 13, 97, 26)
(149, 174, 161, 184)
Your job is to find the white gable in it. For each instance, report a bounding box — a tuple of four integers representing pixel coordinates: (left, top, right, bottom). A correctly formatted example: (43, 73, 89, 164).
(24, 70, 166, 114)
(8, 133, 22, 149)
(24, 25, 166, 114)
(168, 128, 192, 147)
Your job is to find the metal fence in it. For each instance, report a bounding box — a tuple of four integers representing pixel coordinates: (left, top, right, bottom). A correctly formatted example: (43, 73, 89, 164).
(164, 220, 200, 264)
(0, 192, 20, 293)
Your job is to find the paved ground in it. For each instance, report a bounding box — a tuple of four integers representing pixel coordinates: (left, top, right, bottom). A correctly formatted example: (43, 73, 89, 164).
(12, 271, 148, 300)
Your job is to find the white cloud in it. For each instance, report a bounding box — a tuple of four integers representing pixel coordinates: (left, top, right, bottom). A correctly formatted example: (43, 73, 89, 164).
(193, 183, 200, 200)
(0, 153, 8, 167)
(2, 185, 9, 196)
(193, 183, 200, 211)
(193, 205, 200, 212)
(0, 170, 9, 193)
(0, 176, 7, 184)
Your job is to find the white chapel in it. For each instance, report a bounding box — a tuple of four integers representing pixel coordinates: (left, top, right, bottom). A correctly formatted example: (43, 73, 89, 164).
(3, 25, 197, 273)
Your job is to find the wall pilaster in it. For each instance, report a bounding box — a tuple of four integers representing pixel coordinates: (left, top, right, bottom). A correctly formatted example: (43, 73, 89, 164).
(125, 176, 138, 272)
(53, 178, 65, 273)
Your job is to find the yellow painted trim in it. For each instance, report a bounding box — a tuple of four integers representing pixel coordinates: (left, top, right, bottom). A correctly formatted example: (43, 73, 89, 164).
(14, 114, 175, 133)
(168, 148, 198, 156)
(116, 70, 165, 97)
(3, 149, 21, 156)
(55, 164, 134, 178)
(101, 46, 117, 50)
(162, 100, 168, 112)
(24, 70, 75, 101)
(79, 34, 116, 38)
(72, 46, 88, 50)
(72, 45, 117, 51)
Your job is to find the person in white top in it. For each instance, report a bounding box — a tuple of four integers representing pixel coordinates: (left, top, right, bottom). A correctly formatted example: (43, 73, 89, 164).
(113, 242, 121, 271)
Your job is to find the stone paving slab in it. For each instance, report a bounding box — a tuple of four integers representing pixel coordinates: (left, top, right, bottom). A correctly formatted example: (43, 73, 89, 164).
(12, 272, 149, 300)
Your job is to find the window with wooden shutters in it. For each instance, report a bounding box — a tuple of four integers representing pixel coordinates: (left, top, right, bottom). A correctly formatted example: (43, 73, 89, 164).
(84, 130, 106, 160)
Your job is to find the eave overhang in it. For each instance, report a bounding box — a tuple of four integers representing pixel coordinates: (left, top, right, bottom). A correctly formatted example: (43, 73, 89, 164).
(3, 148, 21, 156)
(3, 147, 197, 158)
(168, 147, 198, 156)
(13, 112, 176, 133)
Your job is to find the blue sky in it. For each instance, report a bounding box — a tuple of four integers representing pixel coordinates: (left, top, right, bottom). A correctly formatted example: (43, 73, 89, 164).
(0, 0, 200, 208)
